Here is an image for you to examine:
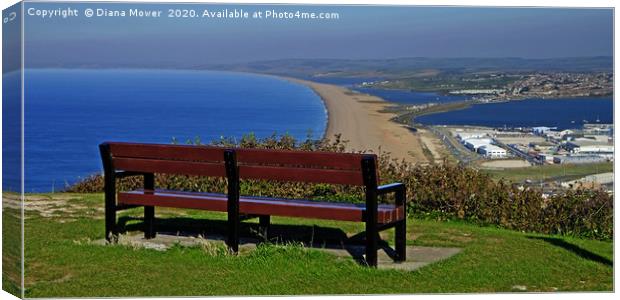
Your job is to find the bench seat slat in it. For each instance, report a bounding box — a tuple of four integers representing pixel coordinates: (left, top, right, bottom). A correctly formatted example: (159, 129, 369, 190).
(118, 190, 404, 224)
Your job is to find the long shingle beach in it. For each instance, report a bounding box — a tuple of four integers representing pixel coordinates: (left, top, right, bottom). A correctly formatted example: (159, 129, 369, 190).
(286, 78, 429, 163)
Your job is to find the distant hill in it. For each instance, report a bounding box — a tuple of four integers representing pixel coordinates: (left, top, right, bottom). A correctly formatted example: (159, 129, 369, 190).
(26, 57, 612, 77)
(205, 57, 613, 78)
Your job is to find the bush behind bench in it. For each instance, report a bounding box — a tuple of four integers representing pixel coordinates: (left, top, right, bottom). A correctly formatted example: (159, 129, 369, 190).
(67, 133, 613, 240)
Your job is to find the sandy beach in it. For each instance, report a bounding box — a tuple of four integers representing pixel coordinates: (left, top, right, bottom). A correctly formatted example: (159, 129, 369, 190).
(286, 78, 432, 164)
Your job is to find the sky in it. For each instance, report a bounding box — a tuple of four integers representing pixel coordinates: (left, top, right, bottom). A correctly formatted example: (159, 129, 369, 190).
(20, 2, 614, 67)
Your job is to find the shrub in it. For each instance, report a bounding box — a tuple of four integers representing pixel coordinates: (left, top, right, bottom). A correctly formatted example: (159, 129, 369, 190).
(67, 133, 613, 240)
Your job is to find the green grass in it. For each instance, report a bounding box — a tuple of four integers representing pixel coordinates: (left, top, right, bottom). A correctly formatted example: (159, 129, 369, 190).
(482, 162, 613, 183)
(5, 193, 613, 297)
(2, 201, 22, 298)
(371, 74, 519, 93)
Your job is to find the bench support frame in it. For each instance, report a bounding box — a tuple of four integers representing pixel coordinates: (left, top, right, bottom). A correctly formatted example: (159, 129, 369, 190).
(224, 150, 240, 254)
(362, 155, 379, 267)
(259, 215, 270, 239)
(144, 173, 156, 239)
(394, 187, 407, 262)
(100, 144, 118, 242)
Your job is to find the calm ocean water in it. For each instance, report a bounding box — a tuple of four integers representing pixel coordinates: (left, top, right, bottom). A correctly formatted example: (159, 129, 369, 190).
(4, 69, 327, 192)
(353, 87, 468, 105)
(415, 98, 613, 129)
(303, 76, 468, 104)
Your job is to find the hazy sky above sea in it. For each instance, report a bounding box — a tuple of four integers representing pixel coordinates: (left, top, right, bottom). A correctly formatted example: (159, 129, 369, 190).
(22, 2, 613, 67)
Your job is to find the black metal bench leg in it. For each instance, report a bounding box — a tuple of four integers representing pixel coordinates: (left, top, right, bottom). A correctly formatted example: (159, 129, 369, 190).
(144, 206, 155, 239)
(101, 143, 117, 243)
(104, 181, 116, 242)
(105, 202, 116, 242)
(394, 183, 407, 262)
(228, 210, 239, 253)
(225, 150, 240, 254)
(395, 219, 406, 262)
(366, 220, 378, 267)
(144, 173, 156, 239)
(362, 155, 379, 267)
(259, 215, 270, 239)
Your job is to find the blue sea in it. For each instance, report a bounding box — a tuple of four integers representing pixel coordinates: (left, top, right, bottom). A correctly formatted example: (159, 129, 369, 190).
(300, 76, 469, 104)
(353, 87, 468, 105)
(300, 76, 383, 86)
(3, 69, 327, 192)
(415, 98, 613, 129)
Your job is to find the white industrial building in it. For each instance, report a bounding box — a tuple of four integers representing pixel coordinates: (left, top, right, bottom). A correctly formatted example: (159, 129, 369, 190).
(578, 145, 614, 154)
(545, 129, 574, 141)
(553, 155, 609, 164)
(583, 124, 613, 135)
(456, 132, 488, 141)
(463, 138, 493, 151)
(532, 126, 555, 135)
(478, 145, 507, 158)
(458, 135, 509, 159)
(564, 141, 614, 154)
(582, 135, 612, 143)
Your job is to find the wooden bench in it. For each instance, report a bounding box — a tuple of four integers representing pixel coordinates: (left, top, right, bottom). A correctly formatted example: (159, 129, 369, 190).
(99, 142, 407, 267)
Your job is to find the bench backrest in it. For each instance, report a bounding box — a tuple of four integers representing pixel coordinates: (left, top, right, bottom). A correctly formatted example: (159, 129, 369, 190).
(100, 142, 230, 177)
(100, 142, 379, 187)
(235, 148, 377, 186)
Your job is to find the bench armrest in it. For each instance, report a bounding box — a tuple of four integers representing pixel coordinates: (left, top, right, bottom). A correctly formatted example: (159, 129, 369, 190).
(377, 182, 407, 210)
(377, 182, 405, 195)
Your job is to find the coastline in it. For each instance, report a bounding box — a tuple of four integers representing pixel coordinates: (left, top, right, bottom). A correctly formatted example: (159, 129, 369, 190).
(284, 77, 429, 163)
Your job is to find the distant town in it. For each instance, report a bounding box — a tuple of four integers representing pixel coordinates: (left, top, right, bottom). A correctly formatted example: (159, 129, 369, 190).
(362, 72, 613, 102)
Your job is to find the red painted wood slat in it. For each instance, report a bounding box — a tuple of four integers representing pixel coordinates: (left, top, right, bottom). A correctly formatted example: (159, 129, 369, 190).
(235, 148, 369, 170)
(118, 190, 404, 223)
(238, 165, 366, 186)
(107, 142, 226, 162)
(105, 143, 376, 185)
(113, 157, 227, 177)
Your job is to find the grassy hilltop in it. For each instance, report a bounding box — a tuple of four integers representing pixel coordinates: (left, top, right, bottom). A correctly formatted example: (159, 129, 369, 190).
(2, 192, 613, 297)
(206, 56, 613, 78)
